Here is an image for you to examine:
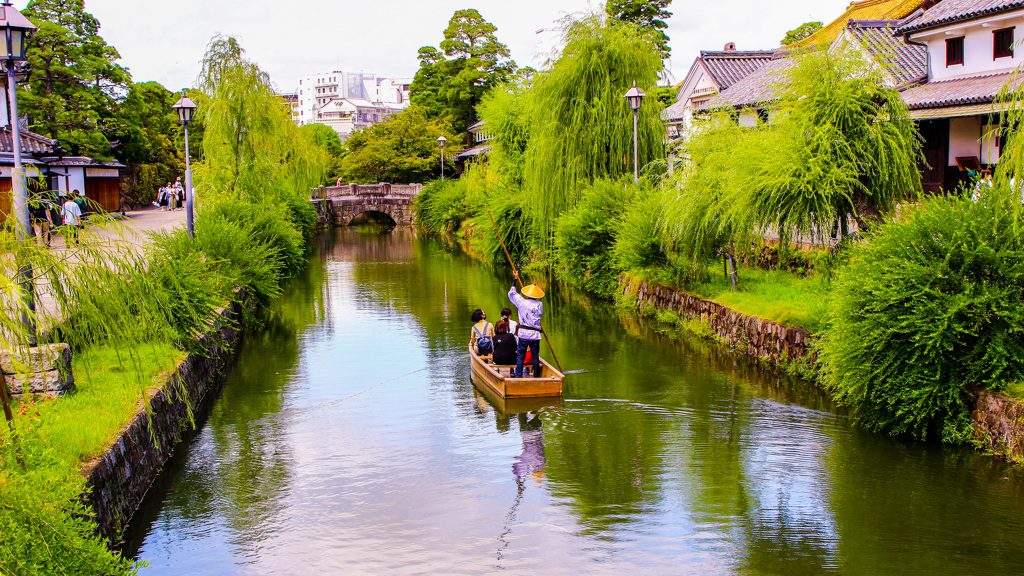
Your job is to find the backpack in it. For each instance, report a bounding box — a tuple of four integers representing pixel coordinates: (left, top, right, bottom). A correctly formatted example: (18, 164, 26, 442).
(474, 323, 493, 355)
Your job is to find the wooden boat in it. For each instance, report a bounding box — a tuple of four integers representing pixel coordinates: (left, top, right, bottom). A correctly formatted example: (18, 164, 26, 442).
(469, 343, 563, 398)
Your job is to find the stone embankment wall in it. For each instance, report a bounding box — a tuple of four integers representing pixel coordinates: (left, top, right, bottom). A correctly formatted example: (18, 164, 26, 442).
(81, 300, 244, 541)
(620, 279, 815, 366)
(973, 391, 1024, 461)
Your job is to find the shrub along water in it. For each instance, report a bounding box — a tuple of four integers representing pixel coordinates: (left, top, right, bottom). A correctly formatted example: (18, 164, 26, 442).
(820, 186, 1024, 442)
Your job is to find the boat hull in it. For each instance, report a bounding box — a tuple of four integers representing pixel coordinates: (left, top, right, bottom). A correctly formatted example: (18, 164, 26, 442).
(469, 344, 563, 398)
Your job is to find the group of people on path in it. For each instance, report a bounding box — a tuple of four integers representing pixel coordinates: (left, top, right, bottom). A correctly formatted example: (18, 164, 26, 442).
(157, 178, 185, 211)
(28, 189, 89, 246)
(470, 272, 546, 378)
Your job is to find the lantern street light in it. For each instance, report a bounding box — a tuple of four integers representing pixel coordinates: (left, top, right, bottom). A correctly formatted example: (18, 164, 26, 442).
(1, 1, 37, 344)
(437, 135, 447, 181)
(623, 81, 646, 184)
(171, 90, 198, 238)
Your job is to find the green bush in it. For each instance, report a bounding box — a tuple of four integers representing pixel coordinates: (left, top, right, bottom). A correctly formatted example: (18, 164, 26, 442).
(414, 180, 473, 234)
(612, 186, 668, 272)
(820, 188, 1024, 442)
(553, 178, 631, 298)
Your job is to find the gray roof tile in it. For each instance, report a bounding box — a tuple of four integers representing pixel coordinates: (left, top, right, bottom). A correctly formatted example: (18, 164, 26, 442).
(897, 0, 1024, 34)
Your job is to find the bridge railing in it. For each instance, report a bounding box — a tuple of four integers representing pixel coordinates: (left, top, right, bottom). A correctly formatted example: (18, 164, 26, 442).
(311, 183, 423, 200)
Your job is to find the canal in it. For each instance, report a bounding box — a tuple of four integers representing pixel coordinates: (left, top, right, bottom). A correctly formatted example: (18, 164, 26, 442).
(123, 228, 1024, 575)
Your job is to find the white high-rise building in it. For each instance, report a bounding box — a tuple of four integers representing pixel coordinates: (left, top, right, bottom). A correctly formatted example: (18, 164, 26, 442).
(292, 70, 413, 141)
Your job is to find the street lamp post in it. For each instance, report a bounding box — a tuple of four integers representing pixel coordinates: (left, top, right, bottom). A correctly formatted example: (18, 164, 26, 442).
(172, 90, 197, 238)
(624, 82, 646, 184)
(437, 135, 447, 181)
(1, 1, 37, 344)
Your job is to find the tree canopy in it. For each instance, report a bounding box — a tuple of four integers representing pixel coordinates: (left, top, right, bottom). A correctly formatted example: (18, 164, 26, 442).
(336, 106, 455, 184)
(21, 0, 130, 158)
(605, 0, 673, 59)
(781, 21, 822, 46)
(410, 9, 517, 133)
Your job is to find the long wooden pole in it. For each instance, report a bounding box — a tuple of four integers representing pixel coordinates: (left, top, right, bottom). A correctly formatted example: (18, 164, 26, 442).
(487, 211, 563, 373)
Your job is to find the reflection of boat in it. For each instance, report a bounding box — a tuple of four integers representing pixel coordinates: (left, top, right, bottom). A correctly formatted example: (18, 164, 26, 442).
(469, 344, 563, 399)
(472, 381, 564, 415)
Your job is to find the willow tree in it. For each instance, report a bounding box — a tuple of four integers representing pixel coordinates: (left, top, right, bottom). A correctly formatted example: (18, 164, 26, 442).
(524, 14, 664, 243)
(667, 46, 921, 272)
(194, 35, 329, 206)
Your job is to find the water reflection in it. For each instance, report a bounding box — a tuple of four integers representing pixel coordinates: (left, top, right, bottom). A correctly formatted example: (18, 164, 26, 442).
(125, 228, 1024, 575)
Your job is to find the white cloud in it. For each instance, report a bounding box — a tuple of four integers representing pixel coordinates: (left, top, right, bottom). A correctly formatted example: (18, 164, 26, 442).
(74, 0, 852, 92)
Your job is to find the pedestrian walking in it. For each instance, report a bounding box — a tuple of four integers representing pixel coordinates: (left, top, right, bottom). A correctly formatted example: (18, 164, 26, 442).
(61, 192, 82, 245)
(29, 193, 52, 247)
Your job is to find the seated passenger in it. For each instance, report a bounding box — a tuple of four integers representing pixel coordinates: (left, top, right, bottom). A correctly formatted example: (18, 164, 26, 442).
(492, 320, 518, 366)
(501, 307, 519, 339)
(469, 308, 494, 356)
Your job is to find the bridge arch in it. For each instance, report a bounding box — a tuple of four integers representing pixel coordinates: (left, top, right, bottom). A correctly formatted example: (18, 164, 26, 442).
(318, 183, 420, 228)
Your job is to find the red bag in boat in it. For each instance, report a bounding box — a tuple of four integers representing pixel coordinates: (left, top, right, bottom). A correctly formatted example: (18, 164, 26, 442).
(524, 348, 532, 365)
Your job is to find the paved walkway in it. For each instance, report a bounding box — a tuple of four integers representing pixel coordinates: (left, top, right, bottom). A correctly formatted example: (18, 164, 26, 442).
(47, 206, 186, 251)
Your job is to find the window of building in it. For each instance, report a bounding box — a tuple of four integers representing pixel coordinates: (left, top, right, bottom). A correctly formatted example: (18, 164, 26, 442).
(947, 37, 964, 66)
(757, 108, 769, 125)
(994, 28, 1015, 59)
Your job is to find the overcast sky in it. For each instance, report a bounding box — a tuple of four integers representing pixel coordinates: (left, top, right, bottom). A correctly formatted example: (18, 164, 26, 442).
(76, 0, 854, 92)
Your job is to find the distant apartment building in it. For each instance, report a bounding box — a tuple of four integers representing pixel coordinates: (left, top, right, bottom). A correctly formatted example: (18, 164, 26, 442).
(291, 70, 413, 141)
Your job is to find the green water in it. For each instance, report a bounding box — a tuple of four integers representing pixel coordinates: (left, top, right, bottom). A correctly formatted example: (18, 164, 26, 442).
(123, 228, 1024, 575)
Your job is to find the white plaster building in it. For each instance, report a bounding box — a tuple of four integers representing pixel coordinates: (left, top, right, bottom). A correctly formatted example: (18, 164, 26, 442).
(314, 98, 404, 141)
(292, 70, 413, 140)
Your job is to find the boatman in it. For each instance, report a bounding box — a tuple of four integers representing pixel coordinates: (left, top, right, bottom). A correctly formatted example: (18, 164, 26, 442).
(508, 272, 544, 378)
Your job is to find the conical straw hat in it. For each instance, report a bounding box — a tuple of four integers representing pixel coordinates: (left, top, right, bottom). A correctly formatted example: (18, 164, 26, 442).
(522, 284, 545, 299)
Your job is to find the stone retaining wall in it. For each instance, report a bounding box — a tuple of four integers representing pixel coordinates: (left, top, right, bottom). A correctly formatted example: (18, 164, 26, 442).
(80, 299, 244, 542)
(620, 279, 815, 365)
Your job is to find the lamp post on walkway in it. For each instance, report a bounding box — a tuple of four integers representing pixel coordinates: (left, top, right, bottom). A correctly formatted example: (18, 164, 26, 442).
(172, 90, 197, 238)
(1, 1, 37, 344)
(437, 135, 447, 181)
(623, 82, 646, 184)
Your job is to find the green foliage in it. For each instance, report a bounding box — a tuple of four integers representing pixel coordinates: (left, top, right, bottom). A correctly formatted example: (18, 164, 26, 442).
(666, 47, 921, 268)
(553, 178, 632, 298)
(410, 9, 518, 132)
(336, 106, 455, 184)
(605, 0, 674, 58)
(299, 123, 344, 185)
(476, 82, 532, 189)
(195, 35, 329, 206)
(820, 188, 1024, 442)
(613, 186, 668, 272)
(21, 0, 130, 158)
(525, 14, 664, 244)
(781, 21, 823, 46)
(414, 179, 474, 235)
(115, 81, 187, 206)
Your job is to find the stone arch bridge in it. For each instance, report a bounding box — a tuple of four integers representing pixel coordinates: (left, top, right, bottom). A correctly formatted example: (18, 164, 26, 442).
(313, 183, 421, 227)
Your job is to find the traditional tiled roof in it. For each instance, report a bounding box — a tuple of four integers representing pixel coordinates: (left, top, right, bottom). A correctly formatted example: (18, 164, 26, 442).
(662, 98, 688, 121)
(793, 0, 928, 47)
(39, 156, 125, 168)
(455, 144, 491, 160)
(848, 20, 929, 85)
(901, 71, 1020, 108)
(700, 50, 775, 90)
(701, 57, 795, 109)
(0, 127, 56, 155)
(897, 0, 1024, 34)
